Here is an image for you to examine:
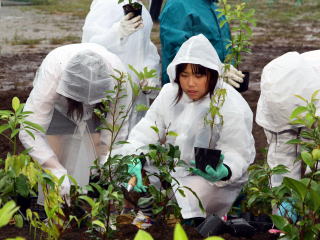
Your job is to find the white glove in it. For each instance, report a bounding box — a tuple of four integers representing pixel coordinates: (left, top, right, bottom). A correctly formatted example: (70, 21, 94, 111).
(221, 65, 244, 88)
(47, 168, 71, 197)
(119, 13, 143, 39)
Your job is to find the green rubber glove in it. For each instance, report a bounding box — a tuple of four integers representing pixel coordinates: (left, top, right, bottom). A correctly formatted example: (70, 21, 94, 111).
(128, 158, 147, 193)
(190, 154, 230, 182)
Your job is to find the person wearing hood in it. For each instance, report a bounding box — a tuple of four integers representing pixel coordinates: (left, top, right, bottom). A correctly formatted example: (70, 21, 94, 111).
(256, 50, 320, 188)
(113, 34, 255, 223)
(19, 43, 132, 204)
(159, 0, 244, 88)
(82, 0, 160, 131)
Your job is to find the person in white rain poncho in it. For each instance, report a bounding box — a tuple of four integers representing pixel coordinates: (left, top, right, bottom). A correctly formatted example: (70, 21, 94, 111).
(19, 43, 132, 204)
(82, 0, 160, 130)
(256, 50, 320, 188)
(112, 34, 255, 220)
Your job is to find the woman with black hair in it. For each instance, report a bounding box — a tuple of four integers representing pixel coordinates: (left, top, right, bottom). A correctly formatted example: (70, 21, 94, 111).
(113, 34, 255, 223)
(19, 43, 132, 204)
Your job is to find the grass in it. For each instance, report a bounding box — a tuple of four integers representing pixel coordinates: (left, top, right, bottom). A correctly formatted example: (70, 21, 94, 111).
(224, 0, 320, 47)
(10, 33, 44, 45)
(237, 0, 320, 25)
(49, 35, 80, 45)
(22, 0, 91, 18)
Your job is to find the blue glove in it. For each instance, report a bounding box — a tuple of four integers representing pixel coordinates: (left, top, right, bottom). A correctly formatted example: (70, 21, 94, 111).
(190, 154, 230, 182)
(127, 158, 147, 193)
(278, 201, 298, 223)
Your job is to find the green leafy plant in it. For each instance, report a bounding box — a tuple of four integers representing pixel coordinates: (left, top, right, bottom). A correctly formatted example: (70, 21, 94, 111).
(0, 97, 44, 224)
(217, 0, 256, 69)
(0, 96, 44, 155)
(269, 90, 320, 240)
(0, 153, 41, 227)
(89, 66, 157, 237)
(26, 172, 83, 240)
(0, 200, 19, 228)
(128, 64, 159, 94)
(242, 163, 288, 216)
(204, 88, 227, 148)
(141, 124, 204, 222)
(0, 200, 25, 240)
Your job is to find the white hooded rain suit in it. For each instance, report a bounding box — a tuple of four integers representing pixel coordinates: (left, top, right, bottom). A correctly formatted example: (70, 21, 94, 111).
(113, 34, 255, 218)
(82, 0, 160, 130)
(256, 50, 320, 187)
(19, 43, 132, 203)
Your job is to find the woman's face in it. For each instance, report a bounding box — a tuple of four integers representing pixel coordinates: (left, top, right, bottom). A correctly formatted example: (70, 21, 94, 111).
(179, 64, 209, 101)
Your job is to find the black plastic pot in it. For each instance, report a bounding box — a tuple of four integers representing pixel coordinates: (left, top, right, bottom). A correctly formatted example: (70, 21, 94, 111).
(237, 71, 249, 93)
(123, 2, 142, 18)
(196, 215, 256, 238)
(194, 147, 221, 172)
(240, 212, 273, 232)
(196, 214, 227, 237)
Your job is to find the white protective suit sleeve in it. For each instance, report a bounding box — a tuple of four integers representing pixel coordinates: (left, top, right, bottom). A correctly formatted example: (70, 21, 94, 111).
(19, 53, 61, 166)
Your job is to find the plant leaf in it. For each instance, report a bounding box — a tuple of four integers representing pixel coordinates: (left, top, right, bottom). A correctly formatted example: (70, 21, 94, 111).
(167, 131, 178, 137)
(0, 201, 19, 228)
(92, 220, 106, 231)
(134, 230, 154, 240)
(283, 177, 307, 200)
(289, 106, 307, 119)
(135, 104, 149, 112)
(174, 223, 188, 240)
(12, 97, 20, 112)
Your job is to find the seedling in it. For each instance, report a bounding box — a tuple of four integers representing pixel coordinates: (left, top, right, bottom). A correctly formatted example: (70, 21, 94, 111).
(140, 124, 204, 222)
(217, 0, 256, 92)
(194, 88, 227, 171)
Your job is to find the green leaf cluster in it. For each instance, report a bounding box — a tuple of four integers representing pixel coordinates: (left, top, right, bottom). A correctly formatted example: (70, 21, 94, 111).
(138, 125, 204, 221)
(128, 64, 159, 94)
(217, 0, 256, 68)
(204, 88, 227, 148)
(0, 96, 44, 155)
